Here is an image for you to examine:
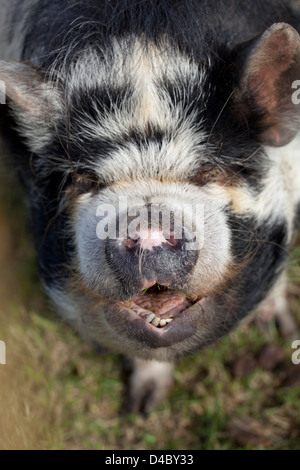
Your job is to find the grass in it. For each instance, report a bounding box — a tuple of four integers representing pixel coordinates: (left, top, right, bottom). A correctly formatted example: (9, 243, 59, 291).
(0, 166, 299, 450)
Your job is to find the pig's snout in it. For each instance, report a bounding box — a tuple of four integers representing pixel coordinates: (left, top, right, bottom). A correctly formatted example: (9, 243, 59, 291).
(105, 224, 199, 288)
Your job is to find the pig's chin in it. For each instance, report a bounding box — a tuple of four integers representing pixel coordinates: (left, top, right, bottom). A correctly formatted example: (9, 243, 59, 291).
(103, 285, 214, 355)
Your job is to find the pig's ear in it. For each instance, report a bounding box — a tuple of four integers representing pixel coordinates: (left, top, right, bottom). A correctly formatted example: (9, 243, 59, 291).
(233, 23, 300, 147)
(0, 61, 59, 122)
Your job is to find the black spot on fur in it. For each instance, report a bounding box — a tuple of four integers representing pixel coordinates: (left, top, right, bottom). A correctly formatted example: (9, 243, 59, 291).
(224, 212, 288, 318)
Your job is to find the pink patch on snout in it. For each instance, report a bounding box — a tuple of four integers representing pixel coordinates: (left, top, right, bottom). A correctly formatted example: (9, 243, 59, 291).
(123, 229, 179, 250)
(138, 229, 168, 250)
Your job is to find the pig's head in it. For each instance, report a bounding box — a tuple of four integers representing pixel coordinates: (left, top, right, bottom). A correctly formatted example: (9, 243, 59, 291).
(1, 23, 300, 361)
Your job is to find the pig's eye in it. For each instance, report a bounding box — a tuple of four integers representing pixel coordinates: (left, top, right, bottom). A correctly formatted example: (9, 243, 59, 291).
(191, 167, 229, 186)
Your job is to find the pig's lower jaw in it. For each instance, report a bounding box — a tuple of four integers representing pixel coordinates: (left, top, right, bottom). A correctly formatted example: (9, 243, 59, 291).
(118, 286, 203, 332)
(101, 287, 215, 361)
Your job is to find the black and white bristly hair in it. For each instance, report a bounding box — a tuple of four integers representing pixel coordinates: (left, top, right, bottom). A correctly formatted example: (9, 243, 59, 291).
(0, 0, 299, 364)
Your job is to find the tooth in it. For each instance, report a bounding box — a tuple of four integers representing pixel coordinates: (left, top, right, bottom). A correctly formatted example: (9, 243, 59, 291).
(145, 313, 156, 323)
(159, 319, 167, 327)
(151, 316, 160, 327)
(165, 318, 173, 323)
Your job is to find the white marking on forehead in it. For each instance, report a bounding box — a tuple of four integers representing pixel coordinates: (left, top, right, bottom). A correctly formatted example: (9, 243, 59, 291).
(129, 42, 166, 128)
(91, 125, 208, 183)
(66, 38, 210, 179)
(124, 40, 207, 128)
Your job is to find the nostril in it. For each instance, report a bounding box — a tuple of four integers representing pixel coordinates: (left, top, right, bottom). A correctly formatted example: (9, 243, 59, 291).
(123, 238, 138, 250)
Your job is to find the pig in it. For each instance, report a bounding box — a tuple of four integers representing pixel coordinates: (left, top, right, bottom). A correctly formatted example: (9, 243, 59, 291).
(0, 0, 299, 413)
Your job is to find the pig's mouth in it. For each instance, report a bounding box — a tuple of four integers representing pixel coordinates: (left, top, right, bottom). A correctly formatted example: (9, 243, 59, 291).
(117, 284, 203, 331)
(104, 282, 216, 356)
